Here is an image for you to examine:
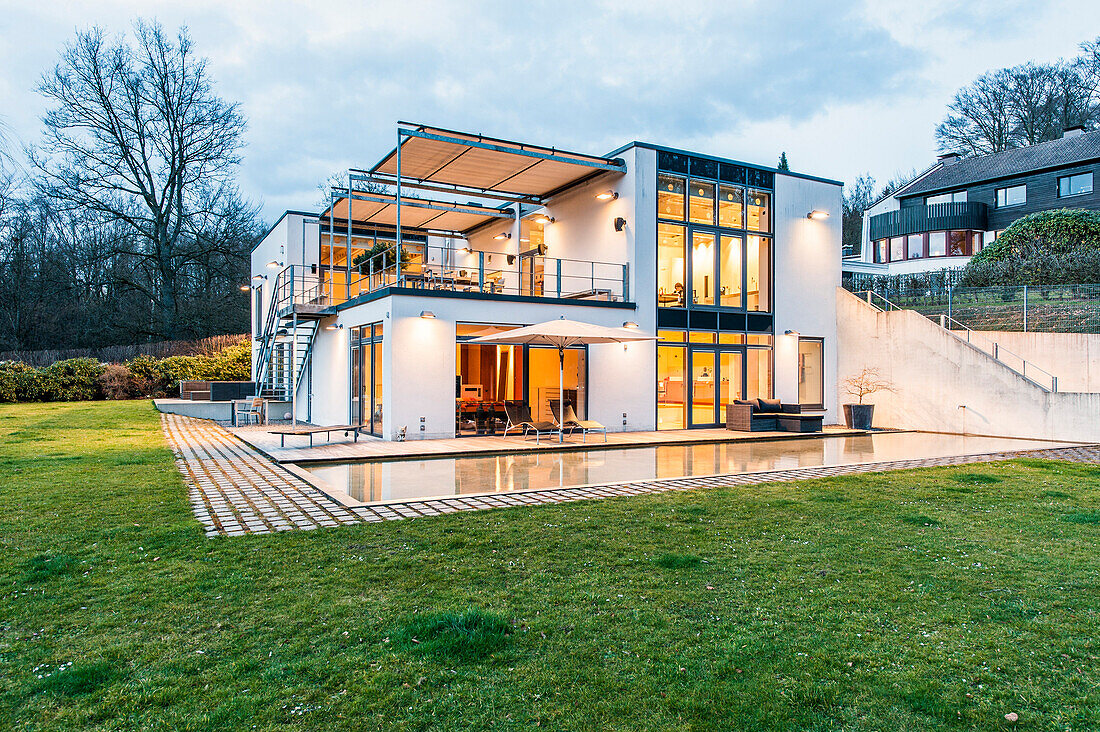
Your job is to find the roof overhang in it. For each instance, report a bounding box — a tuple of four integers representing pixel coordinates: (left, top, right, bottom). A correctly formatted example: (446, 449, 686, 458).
(370, 123, 627, 200)
(320, 190, 513, 237)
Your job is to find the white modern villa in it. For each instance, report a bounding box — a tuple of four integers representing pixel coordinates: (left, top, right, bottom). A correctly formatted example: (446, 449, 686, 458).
(249, 122, 842, 440)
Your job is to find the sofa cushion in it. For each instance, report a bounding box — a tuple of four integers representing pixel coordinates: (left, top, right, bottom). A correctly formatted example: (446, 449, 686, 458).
(733, 399, 755, 407)
(758, 397, 782, 412)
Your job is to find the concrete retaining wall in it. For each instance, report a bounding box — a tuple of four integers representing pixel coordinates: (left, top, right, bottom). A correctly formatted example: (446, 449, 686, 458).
(837, 288, 1100, 442)
(955, 330, 1100, 394)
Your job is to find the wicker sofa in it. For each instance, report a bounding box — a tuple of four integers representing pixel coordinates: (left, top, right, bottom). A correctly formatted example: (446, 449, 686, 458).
(726, 398, 823, 433)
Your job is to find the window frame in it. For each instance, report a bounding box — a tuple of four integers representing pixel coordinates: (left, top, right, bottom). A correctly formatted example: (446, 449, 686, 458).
(1058, 172, 1093, 198)
(995, 184, 1027, 208)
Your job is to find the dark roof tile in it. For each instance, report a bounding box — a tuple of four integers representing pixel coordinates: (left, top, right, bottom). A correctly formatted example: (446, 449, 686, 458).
(902, 129, 1100, 197)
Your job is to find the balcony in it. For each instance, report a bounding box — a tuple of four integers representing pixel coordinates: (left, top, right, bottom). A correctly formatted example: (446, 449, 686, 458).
(868, 202, 988, 241)
(270, 245, 630, 315)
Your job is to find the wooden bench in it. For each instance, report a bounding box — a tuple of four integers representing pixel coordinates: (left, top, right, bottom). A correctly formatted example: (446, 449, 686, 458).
(267, 424, 363, 448)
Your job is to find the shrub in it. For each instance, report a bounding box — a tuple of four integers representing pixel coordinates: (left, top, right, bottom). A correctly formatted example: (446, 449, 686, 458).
(98, 364, 148, 400)
(43, 358, 104, 401)
(0, 362, 52, 402)
(962, 209, 1100, 286)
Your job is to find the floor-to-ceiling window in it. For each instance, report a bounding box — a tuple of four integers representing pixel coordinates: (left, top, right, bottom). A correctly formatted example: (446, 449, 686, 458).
(350, 322, 384, 436)
(655, 151, 774, 429)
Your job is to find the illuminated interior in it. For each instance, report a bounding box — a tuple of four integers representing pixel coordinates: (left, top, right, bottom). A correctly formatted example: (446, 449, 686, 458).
(657, 345, 686, 429)
(657, 224, 686, 307)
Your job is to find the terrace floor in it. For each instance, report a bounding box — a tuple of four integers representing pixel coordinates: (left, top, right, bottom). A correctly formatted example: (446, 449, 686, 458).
(163, 414, 1100, 537)
(229, 424, 866, 464)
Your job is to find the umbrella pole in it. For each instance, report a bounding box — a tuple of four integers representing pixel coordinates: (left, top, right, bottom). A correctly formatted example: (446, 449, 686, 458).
(558, 346, 564, 444)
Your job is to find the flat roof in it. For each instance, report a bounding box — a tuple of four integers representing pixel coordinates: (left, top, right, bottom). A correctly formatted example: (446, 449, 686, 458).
(370, 123, 627, 199)
(607, 141, 844, 187)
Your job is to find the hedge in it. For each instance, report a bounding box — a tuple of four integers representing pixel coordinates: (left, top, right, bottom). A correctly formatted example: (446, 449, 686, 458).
(965, 208, 1100, 279)
(0, 342, 250, 403)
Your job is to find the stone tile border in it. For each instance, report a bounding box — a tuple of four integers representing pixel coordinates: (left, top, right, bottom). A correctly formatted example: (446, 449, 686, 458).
(161, 414, 1100, 538)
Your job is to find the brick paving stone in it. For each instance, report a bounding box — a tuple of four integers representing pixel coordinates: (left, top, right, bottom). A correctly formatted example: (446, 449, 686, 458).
(162, 414, 1100, 537)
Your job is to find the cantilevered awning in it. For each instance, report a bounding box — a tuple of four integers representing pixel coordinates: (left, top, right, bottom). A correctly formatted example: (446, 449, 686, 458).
(321, 191, 513, 235)
(370, 123, 626, 199)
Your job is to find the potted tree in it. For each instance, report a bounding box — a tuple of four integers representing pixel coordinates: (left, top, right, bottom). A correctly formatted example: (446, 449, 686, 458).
(841, 367, 895, 430)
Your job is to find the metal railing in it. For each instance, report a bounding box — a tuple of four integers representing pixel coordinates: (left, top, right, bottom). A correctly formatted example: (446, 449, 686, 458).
(855, 290, 1059, 392)
(332, 244, 630, 304)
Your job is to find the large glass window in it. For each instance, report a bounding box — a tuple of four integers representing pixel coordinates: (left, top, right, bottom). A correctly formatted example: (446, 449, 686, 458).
(529, 347, 585, 424)
(928, 231, 946, 257)
(747, 235, 771, 312)
(948, 230, 967, 256)
(747, 190, 770, 232)
(996, 184, 1026, 208)
(718, 185, 744, 228)
(658, 175, 685, 220)
(907, 234, 924, 259)
(873, 239, 888, 263)
(797, 338, 824, 408)
(746, 348, 772, 399)
(657, 345, 687, 430)
(689, 180, 715, 224)
(657, 224, 686, 307)
(720, 351, 743, 412)
(890, 237, 905, 261)
(691, 231, 715, 306)
(1059, 172, 1093, 197)
(719, 235, 742, 307)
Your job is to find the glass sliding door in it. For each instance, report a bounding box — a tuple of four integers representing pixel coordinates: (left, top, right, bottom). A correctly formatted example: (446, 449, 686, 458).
(528, 346, 586, 424)
(691, 231, 715, 306)
(719, 351, 743, 421)
(351, 323, 384, 436)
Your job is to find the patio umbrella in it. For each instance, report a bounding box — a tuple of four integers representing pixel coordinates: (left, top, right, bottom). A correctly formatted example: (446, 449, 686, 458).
(470, 317, 656, 442)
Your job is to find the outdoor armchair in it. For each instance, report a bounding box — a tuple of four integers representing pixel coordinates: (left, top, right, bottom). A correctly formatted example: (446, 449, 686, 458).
(503, 401, 559, 444)
(563, 404, 607, 443)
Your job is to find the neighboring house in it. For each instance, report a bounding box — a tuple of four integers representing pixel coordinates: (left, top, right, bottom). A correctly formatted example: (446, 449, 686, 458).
(845, 126, 1100, 277)
(251, 122, 841, 440)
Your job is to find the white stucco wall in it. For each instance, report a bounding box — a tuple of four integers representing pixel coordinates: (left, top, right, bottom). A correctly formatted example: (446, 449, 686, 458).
(837, 289, 1100, 441)
(773, 174, 843, 424)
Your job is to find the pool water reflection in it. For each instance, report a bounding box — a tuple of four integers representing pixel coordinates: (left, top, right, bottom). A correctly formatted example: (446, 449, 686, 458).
(302, 432, 1071, 505)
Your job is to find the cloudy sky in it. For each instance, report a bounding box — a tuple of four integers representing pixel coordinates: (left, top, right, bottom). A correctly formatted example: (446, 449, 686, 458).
(2, 0, 1099, 222)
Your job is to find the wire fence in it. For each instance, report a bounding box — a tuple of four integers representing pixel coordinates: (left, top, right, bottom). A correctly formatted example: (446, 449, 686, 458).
(850, 283, 1100, 333)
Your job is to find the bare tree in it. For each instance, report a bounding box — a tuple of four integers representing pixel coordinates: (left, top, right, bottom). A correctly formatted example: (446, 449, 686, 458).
(842, 173, 876, 256)
(31, 21, 250, 340)
(936, 69, 1017, 155)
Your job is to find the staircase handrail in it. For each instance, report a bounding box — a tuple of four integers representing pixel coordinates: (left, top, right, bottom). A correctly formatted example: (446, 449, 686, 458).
(852, 289, 1058, 393)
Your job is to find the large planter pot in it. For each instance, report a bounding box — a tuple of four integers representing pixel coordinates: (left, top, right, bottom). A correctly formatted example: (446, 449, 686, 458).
(843, 403, 875, 430)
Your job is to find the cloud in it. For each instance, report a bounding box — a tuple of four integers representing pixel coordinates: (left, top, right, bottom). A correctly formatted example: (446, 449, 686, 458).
(1, 0, 1098, 220)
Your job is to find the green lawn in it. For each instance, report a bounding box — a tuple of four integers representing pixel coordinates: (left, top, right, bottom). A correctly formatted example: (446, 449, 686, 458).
(2, 402, 1100, 730)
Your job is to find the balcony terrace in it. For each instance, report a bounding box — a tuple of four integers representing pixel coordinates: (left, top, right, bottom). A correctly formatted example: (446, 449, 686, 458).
(868, 201, 988, 241)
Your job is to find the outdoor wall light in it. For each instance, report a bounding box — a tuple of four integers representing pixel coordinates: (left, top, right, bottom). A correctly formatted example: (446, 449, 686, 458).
(622, 321, 639, 328)
(251, 273, 267, 282)
(462, 246, 473, 254)
(614, 217, 627, 232)
(324, 324, 344, 331)
(596, 190, 618, 201)
(238, 285, 250, 292)
(420, 310, 436, 319)
(266, 260, 283, 269)
(806, 210, 829, 220)
(534, 215, 554, 225)
(493, 232, 512, 240)
(784, 329, 800, 336)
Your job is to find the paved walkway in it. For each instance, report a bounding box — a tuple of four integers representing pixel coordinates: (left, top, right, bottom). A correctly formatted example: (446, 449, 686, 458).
(162, 414, 1100, 538)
